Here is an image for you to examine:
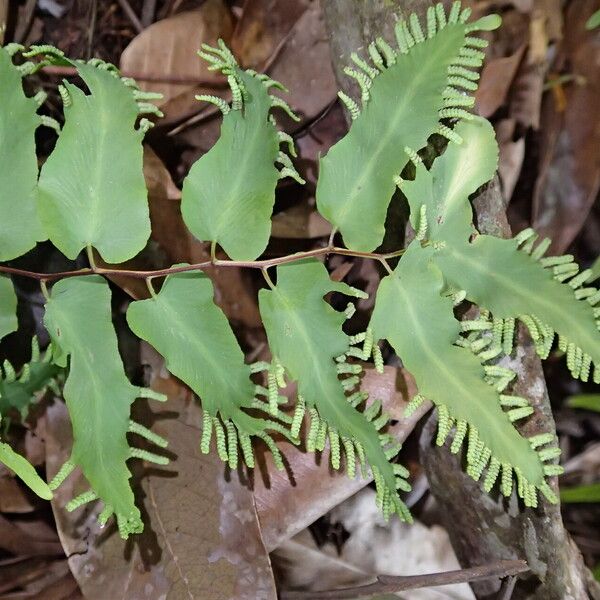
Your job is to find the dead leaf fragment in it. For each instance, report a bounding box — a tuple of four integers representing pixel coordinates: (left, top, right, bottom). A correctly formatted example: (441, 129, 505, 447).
(266, 3, 338, 125)
(231, 0, 309, 68)
(533, 0, 600, 252)
(120, 1, 234, 121)
(476, 45, 526, 118)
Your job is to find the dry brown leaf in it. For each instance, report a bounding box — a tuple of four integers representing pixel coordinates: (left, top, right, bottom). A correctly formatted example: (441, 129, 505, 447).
(495, 118, 526, 202)
(271, 202, 332, 239)
(254, 366, 431, 551)
(0, 467, 38, 513)
(0, 512, 63, 556)
(120, 1, 234, 122)
(509, 55, 546, 129)
(533, 0, 600, 252)
(267, 2, 338, 126)
(476, 45, 526, 118)
(43, 344, 277, 600)
(295, 102, 347, 187)
(231, 0, 309, 68)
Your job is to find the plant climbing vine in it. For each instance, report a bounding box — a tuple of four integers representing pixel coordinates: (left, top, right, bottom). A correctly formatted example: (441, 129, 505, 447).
(0, 1, 596, 539)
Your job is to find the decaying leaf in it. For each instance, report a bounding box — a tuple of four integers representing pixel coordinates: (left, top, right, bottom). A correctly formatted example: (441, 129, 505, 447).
(533, 0, 600, 252)
(231, 0, 309, 68)
(44, 344, 277, 599)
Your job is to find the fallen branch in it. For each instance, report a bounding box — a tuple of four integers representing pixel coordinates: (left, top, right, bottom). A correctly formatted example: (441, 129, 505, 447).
(279, 559, 529, 600)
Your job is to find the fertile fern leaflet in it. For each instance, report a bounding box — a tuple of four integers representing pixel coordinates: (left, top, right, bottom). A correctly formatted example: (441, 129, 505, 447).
(34, 48, 158, 264)
(181, 41, 304, 261)
(0, 417, 53, 500)
(435, 236, 600, 382)
(0, 47, 46, 261)
(44, 276, 168, 538)
(258, 260, 412, 521)
(370, 241, 558, 505)
(315, 2, 500, 252)
(126, 270, 296, 470)
(399, 112, 600, 384)
(0, 277, 17, 342)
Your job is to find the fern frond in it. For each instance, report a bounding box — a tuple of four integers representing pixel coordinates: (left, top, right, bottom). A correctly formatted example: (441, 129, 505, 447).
(0, 417, 53, 500)
(371, 242, 560, 507)
(36, 51, 158, 263)
(44, 277, 168, 538)
(127, 269, 297, 472)
(0, 338, 61, 420)
(0, 47, 46, 260)
(259, 261, 412, 521)
(400, 117, 498, 246)
(438, 235, 600, 383)
(315, 2, 500, 252)
(181, 41, 304, 261)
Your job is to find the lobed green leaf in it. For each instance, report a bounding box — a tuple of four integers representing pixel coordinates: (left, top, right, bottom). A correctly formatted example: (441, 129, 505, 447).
(435, 236, 600, 379)
(259, 260, 411, 520)
(0, 277, 17, 342)
(401, 117, 498, 245)
(38, 60, 151, 263)
(316, 3, 499, 251)
(127, 269, 292, 469)
(44, 276, 165, 538)
(371, 242, 553, 504)
(0, 47, 45, 260)
(181, 44, 303, 261)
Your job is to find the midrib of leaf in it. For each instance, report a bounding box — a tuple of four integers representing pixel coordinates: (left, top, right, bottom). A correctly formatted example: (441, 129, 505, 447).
(157, 296, 251, 413)
(389, 274, 536, 470)
(213, 116, 272, 241)
(332, 28, 458, 229)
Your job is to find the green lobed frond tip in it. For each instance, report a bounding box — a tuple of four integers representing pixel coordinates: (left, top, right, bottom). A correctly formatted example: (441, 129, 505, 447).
(316, 1, 500, 252)
(0, 337, 62, 420)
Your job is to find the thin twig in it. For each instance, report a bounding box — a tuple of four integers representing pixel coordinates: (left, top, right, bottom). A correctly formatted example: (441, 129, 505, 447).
(0, 246, 406, 283)
(280, 559, 529, 600)
(116, 0, 144, 33)
(141, 0, 157, 27)
(41, 65, 227, 87)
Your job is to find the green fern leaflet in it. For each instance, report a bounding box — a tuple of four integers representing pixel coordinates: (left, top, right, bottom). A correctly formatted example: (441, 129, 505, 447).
(44, 276, 168, 538)
(35, 49, 159, 263)
(0, 46, 45, 260)
(181, 42, 304, 261)
(371, 241, 558, 505)
(316, 2, 500, 251)
(127, 270, 296, 470)
(259, 261, 412, 520)
(0, 417, 53, 500)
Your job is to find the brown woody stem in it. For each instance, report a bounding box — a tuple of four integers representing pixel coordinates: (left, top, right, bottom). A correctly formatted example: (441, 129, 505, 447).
(0, 245, 406, 283)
